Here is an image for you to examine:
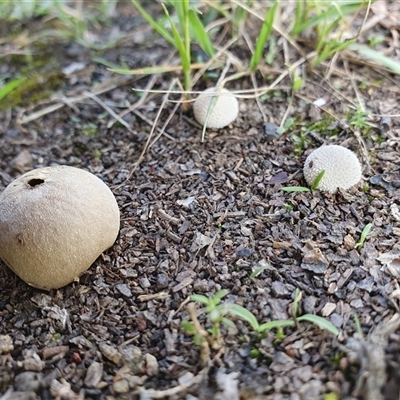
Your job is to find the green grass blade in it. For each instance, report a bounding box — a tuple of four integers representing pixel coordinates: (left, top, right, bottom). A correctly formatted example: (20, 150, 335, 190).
(292, 288, 301, 318)
(224, 304, 260, 331)
(188, 9, 215, 56)
(92, 56, 129, 70)
(353, 313, 363, 336)
(170, 0, 190, 61)
(297, 314, 339, 336)
(281, 186, 311, 192)
(313, 39, 356, 66)
(349, 43, 400, 75)
(293, 0, 306, 34)
(258, 319, 295, 333)
(311, 170, 326, 191)
(130, 0, 175, 47)
(355, 222, 373, 249)
(291, 2, 364, 35)
(221, 317, 236, 328)
(182, 0, 191, 76)
(166, 0, 184, 28)
(250, 262, 269, 278)
(212, 289, 229, 305)
(109, 65, 174, 75)
(249, 0, 278, 72)
(181, 320, 196, 334)
(201, 93, 218, 141)
(161, 3, 191, 91)
(0, 77, 26, 102)
(190, 294, 210, 306)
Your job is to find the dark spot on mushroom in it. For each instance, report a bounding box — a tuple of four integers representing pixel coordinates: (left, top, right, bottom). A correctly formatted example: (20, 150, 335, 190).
(308, 161, 314, 168)
(16, 233, 25, 245)
(28, 178, 45, 187)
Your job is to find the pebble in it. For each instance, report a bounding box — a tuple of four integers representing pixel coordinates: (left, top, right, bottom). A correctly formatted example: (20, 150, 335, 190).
(1, 390, 36, 400)
(302, 296, 317, 314)
(23, 357, 45, 372)
(330, 313, 344, 328)
(321, 302, 336, 317)
(50, 378, 73, 399)
(121, 345, 143, 374)
(262, 122, 279, 142)
(350, 298, 364, 308)
(115, 283, 132, 298)
(0, 335, 13, 353)
(193, 279, 209, 293)
(271, 281, 289, 297)
(113, 379, 129, 394)
(14, 372, 43, 393)
(139, 277, 151, 289)
(156, 273, 169, 290)
(84, 361, 103, 388)
(99, 343, 123, 366)
(145, 353, 158, 376)
(294, 366, 313, 382)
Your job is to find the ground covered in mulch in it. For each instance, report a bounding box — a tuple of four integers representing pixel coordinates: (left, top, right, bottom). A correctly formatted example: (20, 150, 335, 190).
(1, 2, 400, 400)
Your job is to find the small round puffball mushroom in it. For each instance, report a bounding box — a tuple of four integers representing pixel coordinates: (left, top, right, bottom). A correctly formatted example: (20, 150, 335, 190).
(303, 145, 362, 193)
(0, 166, 120, 290)
(193, 86, 239, 129)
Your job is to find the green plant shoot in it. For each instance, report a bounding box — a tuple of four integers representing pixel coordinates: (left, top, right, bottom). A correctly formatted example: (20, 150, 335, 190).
(0, 77, 26, 102)
(355, 223, 372, 250)
(249, 0, 278, 72)
(311, 170, 326, 191)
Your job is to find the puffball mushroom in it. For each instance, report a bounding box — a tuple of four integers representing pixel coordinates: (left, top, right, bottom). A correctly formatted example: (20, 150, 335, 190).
(303, 145, 362, 193)
(0, 166, 120, 290)
(193, 86, 239, 129)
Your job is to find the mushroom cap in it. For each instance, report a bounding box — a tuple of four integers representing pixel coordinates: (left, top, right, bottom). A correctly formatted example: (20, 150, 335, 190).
(193, 86, 239, 129)
(0, 166, 120, 290)
(303, 145, 362, 193)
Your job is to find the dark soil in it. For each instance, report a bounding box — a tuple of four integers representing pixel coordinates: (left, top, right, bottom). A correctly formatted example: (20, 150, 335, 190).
(1, 2, 400, 400)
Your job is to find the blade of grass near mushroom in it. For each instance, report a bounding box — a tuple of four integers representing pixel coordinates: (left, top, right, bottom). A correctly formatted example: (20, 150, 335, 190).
(282, 145, 362, 193)
(192, 86, 240, 141)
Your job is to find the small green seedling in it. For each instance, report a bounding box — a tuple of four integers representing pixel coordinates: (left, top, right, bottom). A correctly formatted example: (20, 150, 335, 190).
(349, 105, 371, 131)
(281, 170, 325, 193)
(183, 288, 339, 349)
(324, 393, 340, 400)
(0, 77, 26, 102)
(353, 313, 363, 336)
(250, 261, 270, 278)
(291, 288, 339, 336)
(286, 63, 303, 92)
(182, 289, 234, 346)
(276, 117, 295, 136)
(311, 169, 326, 190)
(284, 203, 293, 211)
(354, 223, 372, 250)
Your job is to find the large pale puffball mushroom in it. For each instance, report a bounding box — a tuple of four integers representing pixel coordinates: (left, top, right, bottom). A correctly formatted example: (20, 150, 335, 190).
(193, 86, 239, 129)
(0, 166, 120, 290)
(303, 145, 362, 193)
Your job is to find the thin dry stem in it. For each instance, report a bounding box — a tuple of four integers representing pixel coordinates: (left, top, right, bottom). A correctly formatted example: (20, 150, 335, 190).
(83, 91, 133, 132)
(187, 303, 212, 367)
(128, 78, 179, 180)
(18, 76, 135, 125)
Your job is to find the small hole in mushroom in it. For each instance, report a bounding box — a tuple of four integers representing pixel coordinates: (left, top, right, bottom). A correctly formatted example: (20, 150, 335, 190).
(27, 178, 45, 187)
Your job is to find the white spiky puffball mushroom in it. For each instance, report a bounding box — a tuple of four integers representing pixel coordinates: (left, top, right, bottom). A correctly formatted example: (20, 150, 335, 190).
(0, 166, 120, 290)
(193, 86, 239, 129)
(303, 145, 362, 193)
